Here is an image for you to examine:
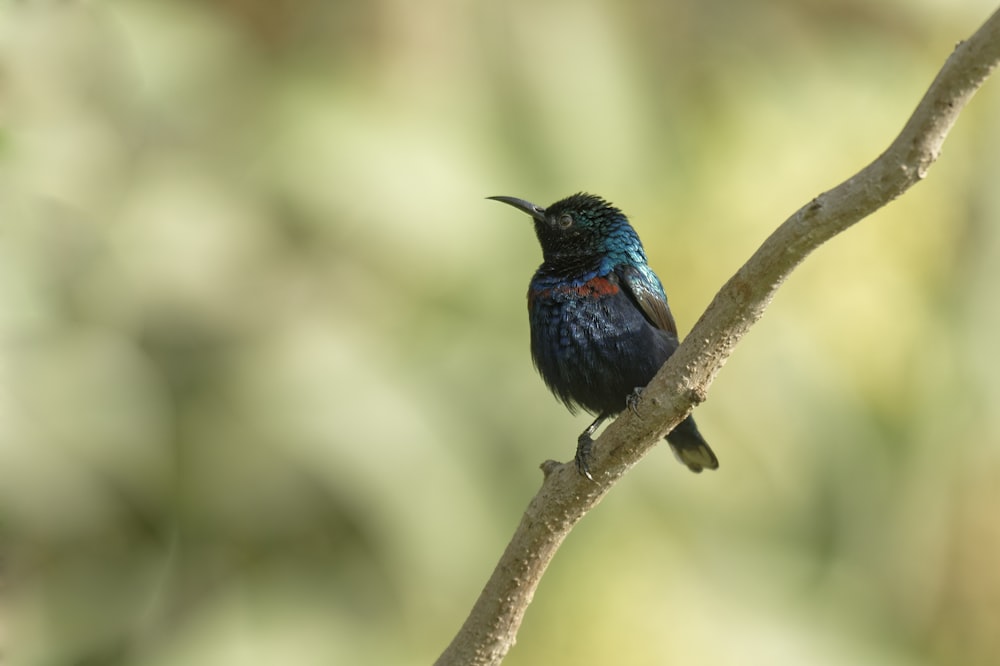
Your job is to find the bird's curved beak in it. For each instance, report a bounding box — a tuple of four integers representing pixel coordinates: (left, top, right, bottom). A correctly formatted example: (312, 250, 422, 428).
(487, 196, 546, 222)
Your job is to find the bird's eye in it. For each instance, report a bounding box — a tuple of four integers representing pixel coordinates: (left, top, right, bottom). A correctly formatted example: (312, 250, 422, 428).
(557, 214, 573, 229)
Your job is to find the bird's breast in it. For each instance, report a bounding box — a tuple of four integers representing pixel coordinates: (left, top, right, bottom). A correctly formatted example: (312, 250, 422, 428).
(526, 272, 671, 414)
(527, 275, 619, 309)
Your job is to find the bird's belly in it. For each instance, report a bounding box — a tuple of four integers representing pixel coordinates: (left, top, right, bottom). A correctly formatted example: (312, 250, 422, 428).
(528, 287, 675, 415)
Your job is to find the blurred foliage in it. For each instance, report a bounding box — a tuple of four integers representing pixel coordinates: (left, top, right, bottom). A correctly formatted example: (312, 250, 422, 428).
(1, 0, 999, 664)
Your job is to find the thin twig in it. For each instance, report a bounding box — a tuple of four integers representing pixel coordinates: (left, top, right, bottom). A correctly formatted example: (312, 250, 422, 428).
(436, 7, 1000, 665)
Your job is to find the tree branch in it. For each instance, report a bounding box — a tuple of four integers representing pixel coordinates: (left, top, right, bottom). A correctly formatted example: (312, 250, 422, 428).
(436, 8, 1000, 665)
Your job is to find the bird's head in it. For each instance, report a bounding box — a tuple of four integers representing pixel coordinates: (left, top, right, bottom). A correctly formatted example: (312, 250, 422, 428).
(488, 192, 643, 271)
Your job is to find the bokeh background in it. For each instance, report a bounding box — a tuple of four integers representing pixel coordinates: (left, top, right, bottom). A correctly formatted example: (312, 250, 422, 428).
(2, 1, 1000, 664)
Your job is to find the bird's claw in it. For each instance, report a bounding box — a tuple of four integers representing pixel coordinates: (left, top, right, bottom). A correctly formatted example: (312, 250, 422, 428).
(626, 387, 643, 416)
(575, 434, 595, 481)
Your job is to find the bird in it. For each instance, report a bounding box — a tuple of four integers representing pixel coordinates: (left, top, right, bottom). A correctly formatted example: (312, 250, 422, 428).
(489, 192, 718, 480)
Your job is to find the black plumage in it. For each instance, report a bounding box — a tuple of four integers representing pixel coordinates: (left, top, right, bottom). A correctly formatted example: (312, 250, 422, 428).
(490, 193, 718, 478)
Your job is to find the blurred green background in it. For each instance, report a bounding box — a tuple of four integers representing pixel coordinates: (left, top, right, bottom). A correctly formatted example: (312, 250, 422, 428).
(2, 1, 1000, 664)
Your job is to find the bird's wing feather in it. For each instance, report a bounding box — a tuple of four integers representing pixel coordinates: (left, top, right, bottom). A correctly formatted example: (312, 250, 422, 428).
(616, 264, 678, 335)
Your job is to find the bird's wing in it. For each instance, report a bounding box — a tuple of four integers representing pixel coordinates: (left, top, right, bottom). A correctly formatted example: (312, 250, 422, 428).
(617, 264, 678, 336)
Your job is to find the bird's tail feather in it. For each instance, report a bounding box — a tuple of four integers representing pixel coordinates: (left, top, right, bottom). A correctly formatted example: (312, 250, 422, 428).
(666, 416, 719, 473)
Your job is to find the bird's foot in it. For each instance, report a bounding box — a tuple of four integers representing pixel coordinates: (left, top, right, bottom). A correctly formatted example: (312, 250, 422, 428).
(626, 387, 644, 416)
(575, 413, 609, 482)
(575, 433, 595, 481)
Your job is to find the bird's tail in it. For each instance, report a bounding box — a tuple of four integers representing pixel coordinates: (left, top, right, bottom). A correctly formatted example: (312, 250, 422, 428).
(665, 416, 719, 473)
